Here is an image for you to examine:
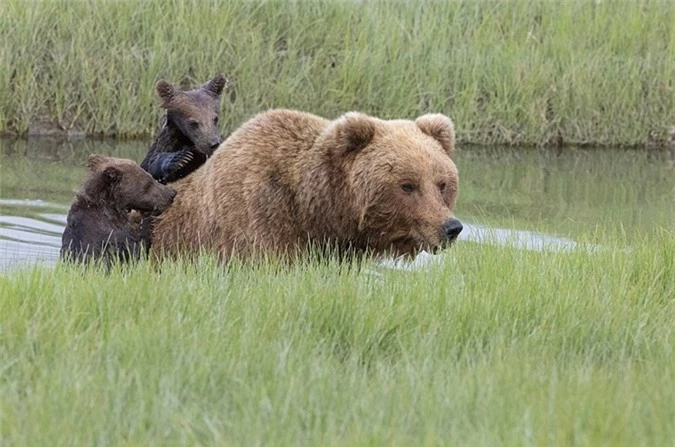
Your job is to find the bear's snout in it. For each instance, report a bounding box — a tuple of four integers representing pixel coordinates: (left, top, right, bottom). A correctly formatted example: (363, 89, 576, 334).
(442, 218, 463, 241)
(154, 187, 176, 210)
(209, 138, 221, 151)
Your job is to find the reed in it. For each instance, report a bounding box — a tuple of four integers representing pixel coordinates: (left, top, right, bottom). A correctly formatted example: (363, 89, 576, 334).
(1, 0, 673, 147)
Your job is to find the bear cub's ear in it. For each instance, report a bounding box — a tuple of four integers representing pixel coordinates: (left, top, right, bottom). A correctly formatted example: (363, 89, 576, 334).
(416, 114, 455, 156)
(87, 154, 110, 172)
(203, 74, 228, 97)
(332, 112, 377, 155)
(102, 166, 121, 183)
(156, 79, 176, 105)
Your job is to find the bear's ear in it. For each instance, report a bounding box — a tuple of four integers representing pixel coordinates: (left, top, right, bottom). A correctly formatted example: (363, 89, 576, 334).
(332, 112, 377, 155)
(102, 166, 121, 183)
(156, 79, 176, 105)
(86, 154, 109, 172)
(203, 74, 228, 97)
(416, 114, 455, 156)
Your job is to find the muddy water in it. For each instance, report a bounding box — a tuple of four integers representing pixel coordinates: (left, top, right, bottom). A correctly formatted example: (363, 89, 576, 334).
(1, 138, 673, 271)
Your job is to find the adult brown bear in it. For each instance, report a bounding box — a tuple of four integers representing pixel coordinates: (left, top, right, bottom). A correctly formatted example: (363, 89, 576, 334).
(151, 109, 462, 261)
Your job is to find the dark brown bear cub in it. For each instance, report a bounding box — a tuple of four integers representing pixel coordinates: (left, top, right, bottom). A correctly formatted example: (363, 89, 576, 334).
(61, 154, 176, 265)
(140, 74, 227, 184)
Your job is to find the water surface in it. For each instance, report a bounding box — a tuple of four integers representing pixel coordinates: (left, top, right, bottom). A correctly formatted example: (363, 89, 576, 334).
(1, 138, 673, 271)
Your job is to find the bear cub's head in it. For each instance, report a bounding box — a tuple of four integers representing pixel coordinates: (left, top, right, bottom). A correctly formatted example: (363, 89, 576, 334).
(324, 112, 463, 257)
(156, 74, 228, 157)
(85, 154, 176, 214)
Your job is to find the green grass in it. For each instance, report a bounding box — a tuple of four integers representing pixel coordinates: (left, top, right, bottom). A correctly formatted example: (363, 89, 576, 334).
(1, 231, 673, 445)
(1, 0, 674, 147)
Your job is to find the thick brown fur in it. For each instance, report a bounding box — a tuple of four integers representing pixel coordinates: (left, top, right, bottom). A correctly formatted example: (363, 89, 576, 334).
(140, 74, 228, 184)
(61, 155, 176, 265)
(152, 109, 462, 262)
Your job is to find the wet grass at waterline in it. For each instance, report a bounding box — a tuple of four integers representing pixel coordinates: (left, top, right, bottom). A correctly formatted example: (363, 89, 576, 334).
(1, 0, 674, 147)
(1, 232, 673, 445)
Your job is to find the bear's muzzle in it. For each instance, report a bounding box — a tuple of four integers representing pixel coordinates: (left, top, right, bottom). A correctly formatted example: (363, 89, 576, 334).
(442, 218, 463, 241)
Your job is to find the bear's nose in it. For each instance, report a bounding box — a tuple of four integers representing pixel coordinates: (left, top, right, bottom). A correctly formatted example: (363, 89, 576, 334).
(442, 218, 463, 240)
(210, 139, 221, 151)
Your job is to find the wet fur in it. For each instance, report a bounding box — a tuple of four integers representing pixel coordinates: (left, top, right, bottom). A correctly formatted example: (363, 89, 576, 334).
(61, 155, 176, 265)
(141, 74, 228, 184)
(152, 109, 462, 262)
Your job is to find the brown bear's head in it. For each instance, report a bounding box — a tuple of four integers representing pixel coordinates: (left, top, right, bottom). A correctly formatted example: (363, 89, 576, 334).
(323, 112, 462, 257)
(156, 74, 228, 157)
(85, 155, 177, 215)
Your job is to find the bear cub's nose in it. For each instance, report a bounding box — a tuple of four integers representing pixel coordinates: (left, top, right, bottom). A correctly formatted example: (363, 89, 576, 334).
(210, 139, 221, 150)
(442, 218, 463, 240)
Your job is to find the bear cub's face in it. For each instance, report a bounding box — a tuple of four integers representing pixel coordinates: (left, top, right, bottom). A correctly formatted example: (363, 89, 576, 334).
(156, 74, 227, 157)
(335, 113, 462, 257)
(87, 155, 176, 214)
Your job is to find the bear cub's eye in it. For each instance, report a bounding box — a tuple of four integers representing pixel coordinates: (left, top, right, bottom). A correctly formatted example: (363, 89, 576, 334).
(213, 116, 219, 125)
(438, 182, 447, 193)
(189, 119, 200, 129)
(401, 183, 417, 193)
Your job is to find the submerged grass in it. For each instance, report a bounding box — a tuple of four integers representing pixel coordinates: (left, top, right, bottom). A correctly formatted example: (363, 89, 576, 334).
(1, 231, 673, 445)
(1, 0, 674, 147)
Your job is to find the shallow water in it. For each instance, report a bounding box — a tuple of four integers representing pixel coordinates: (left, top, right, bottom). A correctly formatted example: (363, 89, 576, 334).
(1, 138, 673, 271)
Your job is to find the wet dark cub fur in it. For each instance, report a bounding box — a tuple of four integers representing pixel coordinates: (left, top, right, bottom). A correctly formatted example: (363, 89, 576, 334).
(140, 74, 228, 184)
(61, 154, 176, 265)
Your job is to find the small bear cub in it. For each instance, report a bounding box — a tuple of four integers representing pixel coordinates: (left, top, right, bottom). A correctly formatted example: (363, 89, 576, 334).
(140, 74, 228, 184)
(61, 154, 176, 265)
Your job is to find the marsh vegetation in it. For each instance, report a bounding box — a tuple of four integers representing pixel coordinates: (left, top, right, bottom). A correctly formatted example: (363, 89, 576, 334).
(1, 0, 674, 147)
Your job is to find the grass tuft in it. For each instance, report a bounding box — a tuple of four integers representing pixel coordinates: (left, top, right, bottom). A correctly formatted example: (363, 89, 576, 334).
(1, 0, 674, 147)
(1, 231, 673, 445)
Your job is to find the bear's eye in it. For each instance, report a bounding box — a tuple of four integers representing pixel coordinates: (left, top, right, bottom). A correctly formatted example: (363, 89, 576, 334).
(438, 182, 447, 193)
(213, 116, 219, 125)
(401, 183, 417, 193)
(189, 120, 200, 129)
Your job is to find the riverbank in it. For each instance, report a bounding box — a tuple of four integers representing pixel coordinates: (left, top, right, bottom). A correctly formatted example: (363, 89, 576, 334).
(2, 0, 674, 148)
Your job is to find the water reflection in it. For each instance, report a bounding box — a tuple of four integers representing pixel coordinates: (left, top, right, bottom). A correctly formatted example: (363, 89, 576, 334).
(0, 200, 65, 271)
(1, 138, 673, 271)
(456, 146, 675, 237)
(0, 138, 146, 271)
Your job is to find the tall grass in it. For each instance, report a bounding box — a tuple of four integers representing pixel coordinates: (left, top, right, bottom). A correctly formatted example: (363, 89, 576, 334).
(1, 0, 673, 147)
(1, 231, 673, 445)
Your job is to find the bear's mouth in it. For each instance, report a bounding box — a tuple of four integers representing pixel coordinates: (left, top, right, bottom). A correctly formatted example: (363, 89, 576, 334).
(390, 234, 451, 256)
(389, 236, 434, 256)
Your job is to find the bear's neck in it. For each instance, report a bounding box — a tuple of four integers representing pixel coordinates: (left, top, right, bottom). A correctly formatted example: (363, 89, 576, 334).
(298, 161, 362, 250)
